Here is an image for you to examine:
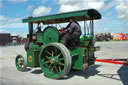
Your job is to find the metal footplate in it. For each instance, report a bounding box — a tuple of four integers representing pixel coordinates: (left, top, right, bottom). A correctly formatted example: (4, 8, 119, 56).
(89, 46, 100, 52)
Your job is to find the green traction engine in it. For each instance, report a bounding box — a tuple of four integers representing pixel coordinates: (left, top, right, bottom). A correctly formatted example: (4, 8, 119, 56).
(15, 9, 101, 79)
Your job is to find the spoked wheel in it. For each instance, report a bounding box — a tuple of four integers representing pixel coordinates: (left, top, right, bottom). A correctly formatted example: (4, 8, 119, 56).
(39, 43, 71, 79)
(15, 55, 26, 71)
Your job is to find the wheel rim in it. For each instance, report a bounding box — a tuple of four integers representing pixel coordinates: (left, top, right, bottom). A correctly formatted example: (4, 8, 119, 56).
(39, 43, 71, 79)
(15, 55, 26, 71)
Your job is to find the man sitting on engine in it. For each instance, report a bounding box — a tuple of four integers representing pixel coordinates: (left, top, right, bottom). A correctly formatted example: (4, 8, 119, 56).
(63, 17, 82, 47)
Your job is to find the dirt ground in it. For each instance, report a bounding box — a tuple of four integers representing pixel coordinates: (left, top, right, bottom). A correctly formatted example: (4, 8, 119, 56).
(0, 41, 128, 85)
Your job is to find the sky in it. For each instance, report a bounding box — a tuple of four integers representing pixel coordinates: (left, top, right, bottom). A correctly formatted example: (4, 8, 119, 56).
(0, 0, 128, 37)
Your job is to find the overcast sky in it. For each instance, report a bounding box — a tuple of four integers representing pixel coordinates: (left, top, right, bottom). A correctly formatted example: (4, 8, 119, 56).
(0, 0, 128, 36)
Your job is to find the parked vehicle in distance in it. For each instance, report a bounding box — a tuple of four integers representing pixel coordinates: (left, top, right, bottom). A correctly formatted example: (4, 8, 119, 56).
(95, 32, 113, 41)
(113, 33, 128, 40)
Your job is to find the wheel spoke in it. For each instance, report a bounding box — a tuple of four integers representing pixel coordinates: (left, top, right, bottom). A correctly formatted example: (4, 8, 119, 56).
(46, 56, 49, 59)
(54, 65, 58, 72)
(48, 64, 52, 67)
(52, 49, 54, 56)
(45, 61, 50, 64)
(41, 59, 46, 65)
(59, 63, 64, 66)
(59, 66, 61, 72)
(55, 48, 57, 56)
(45, 51, 52, 56)
(56, 53, 61, 58)
(51, 67, 54, 72)
(60, 58, 64, 61)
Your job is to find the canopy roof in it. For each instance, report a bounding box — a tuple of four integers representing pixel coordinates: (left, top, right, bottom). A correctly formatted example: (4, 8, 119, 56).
(22, 9, 101, 24)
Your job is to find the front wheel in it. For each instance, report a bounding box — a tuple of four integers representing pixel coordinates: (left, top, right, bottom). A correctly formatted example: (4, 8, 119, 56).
(39, 43, 71, 79)
(15, 55, 26, 71)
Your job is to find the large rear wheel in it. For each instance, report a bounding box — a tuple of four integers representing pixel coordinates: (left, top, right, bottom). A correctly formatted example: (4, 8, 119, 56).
(39, 43, 71, 79)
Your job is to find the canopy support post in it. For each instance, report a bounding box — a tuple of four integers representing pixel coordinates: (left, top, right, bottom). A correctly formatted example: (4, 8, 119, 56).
(28, 22, 33, 42)
(84, 16, 86, 37)
(84, 20, 86, 36)
(91, 17, 94, 37)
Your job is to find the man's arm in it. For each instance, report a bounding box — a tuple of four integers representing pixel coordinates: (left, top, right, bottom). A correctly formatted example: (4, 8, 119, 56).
(65, 22, 71, 29)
